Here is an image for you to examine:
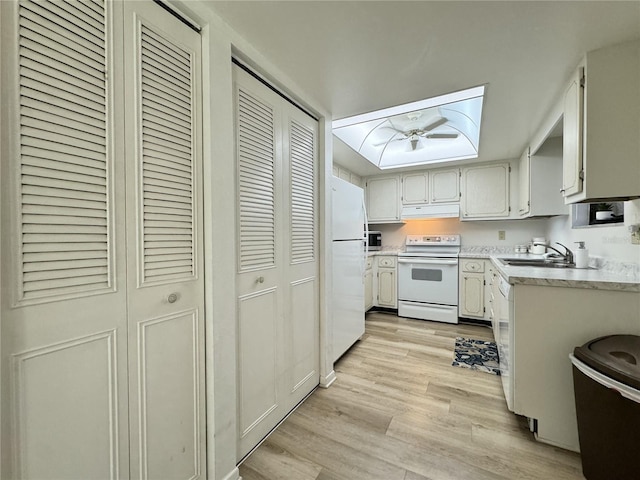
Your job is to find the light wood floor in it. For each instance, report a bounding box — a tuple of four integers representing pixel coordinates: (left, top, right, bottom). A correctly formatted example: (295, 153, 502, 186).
(239, 312, 585, 480)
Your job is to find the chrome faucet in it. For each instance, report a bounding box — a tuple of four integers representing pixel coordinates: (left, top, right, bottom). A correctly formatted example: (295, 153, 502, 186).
(533, 242, 575, 264)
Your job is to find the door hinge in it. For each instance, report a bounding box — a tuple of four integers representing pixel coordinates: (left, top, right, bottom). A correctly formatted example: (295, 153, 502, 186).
(508, 206, 511, 212)
(508, 165, 512, 173)
(459, 192, 462, 198)
(579, 170, 585, 180)
(483, 279, 486, 286)
(483, 307, 486, 313)
(580, 72, 586, 88)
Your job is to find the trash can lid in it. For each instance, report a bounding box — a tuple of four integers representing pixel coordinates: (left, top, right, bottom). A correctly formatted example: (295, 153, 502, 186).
(574, 335, 640, 390)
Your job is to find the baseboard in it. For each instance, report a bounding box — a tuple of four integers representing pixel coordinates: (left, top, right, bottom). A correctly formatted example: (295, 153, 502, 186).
(459, 317, 491, 327)
(221, 467, 240, 480)
(319, 370, 336, 388)
(367, 307, 398, 314)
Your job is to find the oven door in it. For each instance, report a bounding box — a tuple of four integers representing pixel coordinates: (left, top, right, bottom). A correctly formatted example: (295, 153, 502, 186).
(398, 257, 459, 306)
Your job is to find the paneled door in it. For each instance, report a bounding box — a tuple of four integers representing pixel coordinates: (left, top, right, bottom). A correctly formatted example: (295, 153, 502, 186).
(234, 65, 319, 460)
(0, 1, 129, 477)
(123, 2, 206, 478)
(0, 1, 205, 478)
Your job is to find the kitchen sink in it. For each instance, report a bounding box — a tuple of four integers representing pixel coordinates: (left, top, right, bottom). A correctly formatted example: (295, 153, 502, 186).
(498, 258, 575, 268)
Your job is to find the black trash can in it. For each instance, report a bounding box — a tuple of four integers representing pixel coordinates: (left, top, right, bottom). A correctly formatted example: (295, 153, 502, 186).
(570, 335, 640, 480)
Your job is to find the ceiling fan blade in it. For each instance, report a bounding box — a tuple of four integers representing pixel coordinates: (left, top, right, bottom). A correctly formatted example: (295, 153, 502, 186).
(424, 133, 458, 139)
(372, 137, 404, 147)
(422, 117, 448, 132)
(379, 125, 407, 134)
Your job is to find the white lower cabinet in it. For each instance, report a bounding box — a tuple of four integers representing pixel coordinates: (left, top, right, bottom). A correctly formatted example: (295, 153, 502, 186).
(511, 284, 640, 451)
(367, 255, 398, 309)
(364, 257, 374, 311)
(377, 268, 397, 308)
(459, 259, 490, 320)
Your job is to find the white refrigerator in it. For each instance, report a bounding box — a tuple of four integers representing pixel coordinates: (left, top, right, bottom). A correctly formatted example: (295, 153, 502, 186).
(332, 176, 366, 362)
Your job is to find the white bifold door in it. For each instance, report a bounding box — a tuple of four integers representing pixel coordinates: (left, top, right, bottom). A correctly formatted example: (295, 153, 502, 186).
(234, 65, 320, 460)
(0, 1, 205, 478)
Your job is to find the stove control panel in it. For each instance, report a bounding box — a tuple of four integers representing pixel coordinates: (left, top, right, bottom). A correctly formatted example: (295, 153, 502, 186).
(405, 234, 461, 246)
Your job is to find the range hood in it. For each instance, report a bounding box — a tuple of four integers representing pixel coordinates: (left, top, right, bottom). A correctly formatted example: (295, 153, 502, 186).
(401, 204, 460, 220)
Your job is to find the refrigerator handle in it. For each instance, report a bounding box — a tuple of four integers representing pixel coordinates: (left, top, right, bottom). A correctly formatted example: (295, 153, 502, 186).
(362, 196, 369, 280)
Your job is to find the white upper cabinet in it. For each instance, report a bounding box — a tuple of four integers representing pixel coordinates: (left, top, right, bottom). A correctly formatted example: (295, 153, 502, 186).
(401, 168, 459, 206)
(430, 168, 460, 203)
(460, 163, 510, 219)
(366, 175, 401, 223)
(518, 138, 567, 218)
(562, 39, 640, 203)
(562, 69, 583, 198)
(402, 172, 429, 204)
(518, 147, 531, 216)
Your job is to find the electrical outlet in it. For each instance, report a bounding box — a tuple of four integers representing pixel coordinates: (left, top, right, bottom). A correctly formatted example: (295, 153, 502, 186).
(498, 230, 506, 240)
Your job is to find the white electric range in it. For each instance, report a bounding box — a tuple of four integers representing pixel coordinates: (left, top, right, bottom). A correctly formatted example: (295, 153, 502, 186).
(397, 234, 461, 324)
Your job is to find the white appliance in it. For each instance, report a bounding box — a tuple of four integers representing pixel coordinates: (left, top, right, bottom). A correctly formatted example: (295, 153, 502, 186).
(332, 176, 366, 362)
(497, 277, 514, 411)
(398, 234, 460, 324)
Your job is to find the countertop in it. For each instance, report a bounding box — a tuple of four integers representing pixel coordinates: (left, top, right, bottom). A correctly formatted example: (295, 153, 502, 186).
(489, 253, 640, 292)
(367, 245, 640, 292)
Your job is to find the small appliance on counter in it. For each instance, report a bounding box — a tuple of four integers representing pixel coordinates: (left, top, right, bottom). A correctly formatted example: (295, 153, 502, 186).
(531, 237, 547, 254)
(367, 231, 382, 251)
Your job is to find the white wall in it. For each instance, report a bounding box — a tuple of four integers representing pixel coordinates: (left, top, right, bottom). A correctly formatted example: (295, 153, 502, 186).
(546, 199, 640, 263)
(373, 217, 549, 249)
(374, 199, 640, 266)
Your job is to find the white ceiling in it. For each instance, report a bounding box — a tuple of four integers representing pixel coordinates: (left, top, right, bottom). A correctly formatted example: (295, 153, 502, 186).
(206, 1, 640, 176)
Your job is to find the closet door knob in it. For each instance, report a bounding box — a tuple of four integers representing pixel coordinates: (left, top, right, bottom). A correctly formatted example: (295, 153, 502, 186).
(167, 293, 178, 303)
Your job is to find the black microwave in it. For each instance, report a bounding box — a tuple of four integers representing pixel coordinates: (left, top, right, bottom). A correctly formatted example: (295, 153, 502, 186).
(367, 231, 382, 251)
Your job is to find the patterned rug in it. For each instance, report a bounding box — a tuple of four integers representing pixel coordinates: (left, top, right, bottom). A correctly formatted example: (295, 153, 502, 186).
(451, 337, 501, 375)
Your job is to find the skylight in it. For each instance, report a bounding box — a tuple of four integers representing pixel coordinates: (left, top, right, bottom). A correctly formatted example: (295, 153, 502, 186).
(332, 86, 485, 170)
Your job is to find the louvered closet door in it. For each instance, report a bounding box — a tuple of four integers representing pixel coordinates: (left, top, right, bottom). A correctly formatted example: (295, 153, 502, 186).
(122, 2, 206, 478)
(1, 1, 130, 478)
(234, 65, 287, 460)
(281, 104, 319, 412)
(234, 65, 319, 461)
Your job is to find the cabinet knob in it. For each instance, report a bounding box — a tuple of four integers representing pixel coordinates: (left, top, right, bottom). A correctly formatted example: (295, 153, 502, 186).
(560, 189, 565, 194)
(256, 276, 265, 284)
(167, 293, 178, 304)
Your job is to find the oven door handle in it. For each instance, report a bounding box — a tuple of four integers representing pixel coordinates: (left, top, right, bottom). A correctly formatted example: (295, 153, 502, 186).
(398, 258, 458, 266)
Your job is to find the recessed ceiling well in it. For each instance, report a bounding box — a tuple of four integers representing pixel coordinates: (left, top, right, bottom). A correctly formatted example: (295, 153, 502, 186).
(332, 86, 484, 169)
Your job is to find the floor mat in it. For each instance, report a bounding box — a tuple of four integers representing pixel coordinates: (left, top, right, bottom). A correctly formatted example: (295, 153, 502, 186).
(451, 337, 501, 375)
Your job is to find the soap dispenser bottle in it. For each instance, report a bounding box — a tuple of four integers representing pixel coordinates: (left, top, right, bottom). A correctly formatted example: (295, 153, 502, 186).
(574, 241, 589, 269)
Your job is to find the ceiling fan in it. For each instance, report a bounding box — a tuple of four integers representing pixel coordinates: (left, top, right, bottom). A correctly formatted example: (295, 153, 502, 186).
(374, 115, 459, 151)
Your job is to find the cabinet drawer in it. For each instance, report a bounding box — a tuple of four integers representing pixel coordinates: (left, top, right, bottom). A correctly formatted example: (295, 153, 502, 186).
(377, 256, 396, 267)
(461, 259, 485, 273)
(366, 257, 373, 269)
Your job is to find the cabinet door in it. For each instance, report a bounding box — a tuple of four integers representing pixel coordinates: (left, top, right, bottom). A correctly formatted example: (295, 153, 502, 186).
(366, 176, 400, 222)
(562, 68, 584, 198)
(461, 163, 510, 218)
(518, 148, 531, 216)
(364, 269, 373, 311)
(377, 268, 396, 307)
(430, 168, 460, 203)
(402, 172, 428, 204)
(460, 273, 485, 318)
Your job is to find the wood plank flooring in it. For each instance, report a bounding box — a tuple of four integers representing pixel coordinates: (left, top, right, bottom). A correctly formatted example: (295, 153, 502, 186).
(239, 312, 584, 480)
